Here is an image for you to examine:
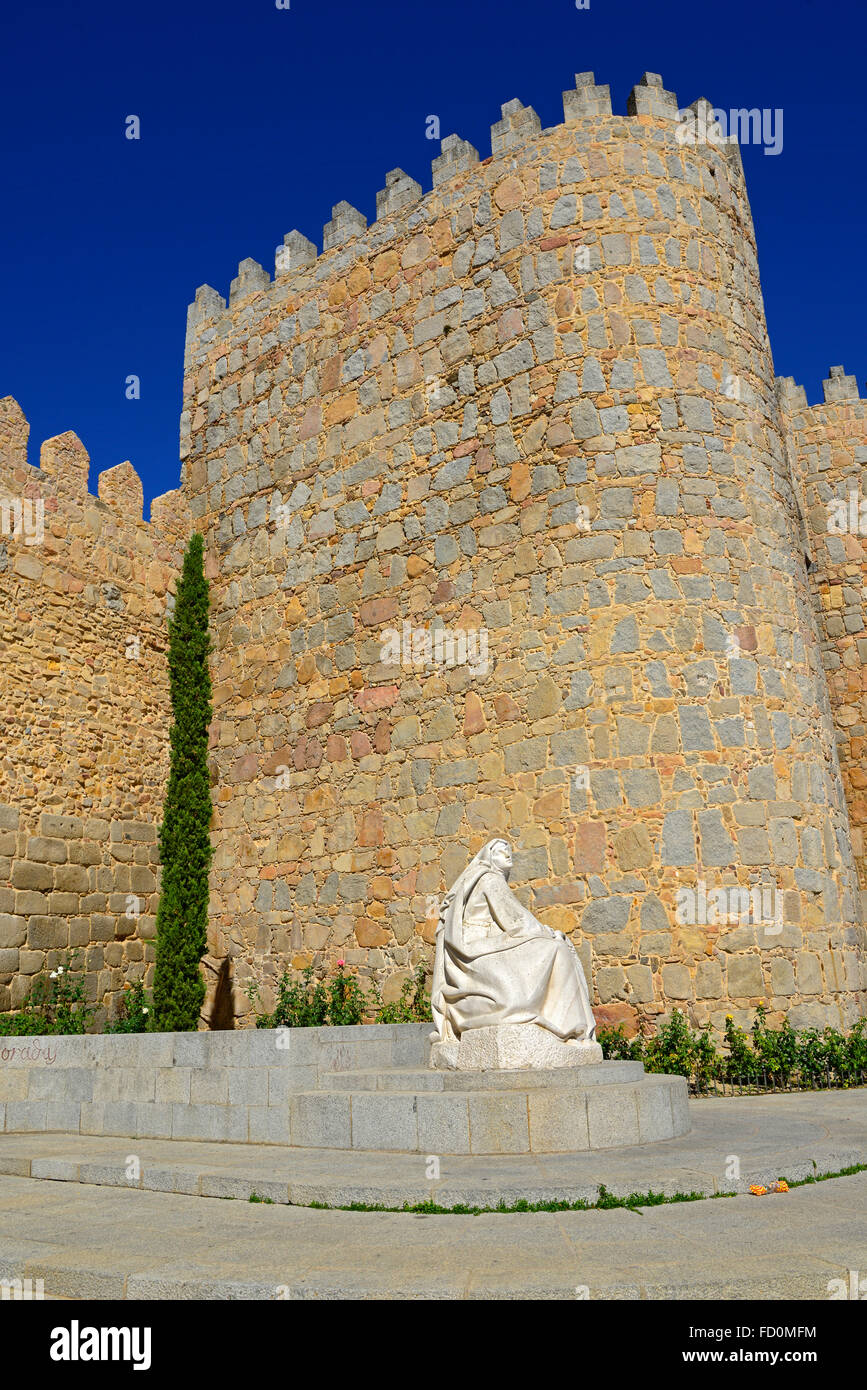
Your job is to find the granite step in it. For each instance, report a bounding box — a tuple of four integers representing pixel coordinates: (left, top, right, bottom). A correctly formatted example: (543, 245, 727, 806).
(317, 1061, 645, 1091)
(290, 1071, 688, 1153)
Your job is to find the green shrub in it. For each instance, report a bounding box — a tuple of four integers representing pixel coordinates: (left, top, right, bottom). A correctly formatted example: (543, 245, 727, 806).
(247, 960, 433, 1029)
(376, 966, 433, 1024)
(644, 1010, 717, 1082)
(0, 952, 94, 1035)
(599, 1005, 867, 1090)
(249, 962, 370, 1029)
(105, 979, 152, 1034)
(596, 1023, 644, 1062)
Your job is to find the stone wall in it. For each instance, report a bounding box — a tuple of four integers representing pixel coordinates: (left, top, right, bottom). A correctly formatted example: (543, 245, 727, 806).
(0, 398, 190, 1022)
(2, 68, 866, 1037)
(0, 1024, 430, 1146)
(778, 371, 867, 896)
(179, 70, 867, 1033)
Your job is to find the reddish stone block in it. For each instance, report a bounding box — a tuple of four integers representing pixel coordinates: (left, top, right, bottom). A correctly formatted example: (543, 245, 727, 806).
(574, 822, 606, 875)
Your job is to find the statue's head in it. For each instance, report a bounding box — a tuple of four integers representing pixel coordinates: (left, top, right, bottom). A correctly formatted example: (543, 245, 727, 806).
(486, 838, 513, 881)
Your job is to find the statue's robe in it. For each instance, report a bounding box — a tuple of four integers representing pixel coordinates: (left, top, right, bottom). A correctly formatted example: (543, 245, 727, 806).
(431, 868, 596, 1043)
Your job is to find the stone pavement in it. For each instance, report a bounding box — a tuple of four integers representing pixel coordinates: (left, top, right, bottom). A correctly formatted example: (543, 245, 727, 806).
(0, 1169, 864, 1299)
(1, 1090, 865, 1207)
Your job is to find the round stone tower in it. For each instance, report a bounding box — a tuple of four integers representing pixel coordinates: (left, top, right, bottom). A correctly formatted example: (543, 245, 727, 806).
(180, 69, 867, 1033)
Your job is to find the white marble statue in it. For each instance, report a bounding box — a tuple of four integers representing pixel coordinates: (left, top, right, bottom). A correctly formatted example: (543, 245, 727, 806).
(429, 839, 601, 1070)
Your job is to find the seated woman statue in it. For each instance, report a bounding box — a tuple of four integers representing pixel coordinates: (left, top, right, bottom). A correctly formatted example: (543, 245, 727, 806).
(430, 838, 597, 1065)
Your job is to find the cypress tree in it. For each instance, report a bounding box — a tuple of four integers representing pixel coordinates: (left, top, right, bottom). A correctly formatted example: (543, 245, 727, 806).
(152, 532, 214, 1031)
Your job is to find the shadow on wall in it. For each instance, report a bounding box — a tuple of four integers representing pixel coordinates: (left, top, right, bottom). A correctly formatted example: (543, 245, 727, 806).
(208, 958, 235, 1031)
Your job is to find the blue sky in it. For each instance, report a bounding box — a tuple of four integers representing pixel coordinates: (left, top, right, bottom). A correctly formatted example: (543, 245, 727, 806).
(1, 0, 864, 512)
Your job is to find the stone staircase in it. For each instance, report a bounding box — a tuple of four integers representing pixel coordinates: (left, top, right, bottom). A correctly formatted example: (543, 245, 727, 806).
(295, 1057, 688, 1153)
(0, 1024, 689, 1155)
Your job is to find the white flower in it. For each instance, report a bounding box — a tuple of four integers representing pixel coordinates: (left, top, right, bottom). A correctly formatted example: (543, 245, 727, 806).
(142, 1008, 149, 1014)
(57, 966, 64, 975)
(49, 971, 58, 980)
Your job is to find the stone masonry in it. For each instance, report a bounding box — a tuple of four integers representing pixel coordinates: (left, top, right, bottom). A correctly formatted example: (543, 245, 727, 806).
(2, 69, 866, 1034)
(0, 398, 189, 1023)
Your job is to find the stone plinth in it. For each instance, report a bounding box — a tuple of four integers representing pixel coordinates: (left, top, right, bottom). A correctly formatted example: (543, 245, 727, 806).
(430, 1024, 603, 1071)
(0, 1024, 690, 1155)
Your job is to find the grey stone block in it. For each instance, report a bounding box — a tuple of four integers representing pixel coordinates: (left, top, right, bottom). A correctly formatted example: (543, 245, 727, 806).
(390, 1024, 431, 1068)
(268, 1066, 316, 1103)
(0, 1070, 28, 1102)
(290, 1093, 351, 1149)
(79, 1103, 105, 1135)
(416, 1094, 471, 1155)
(141, 1166, 201, 1196)
(155, 1067, 191, 1105)
(351, 1093, 419, 1151)
(468, 1093, 530, 1154)
(189, 1068, 229, 1106)
(586, 1086, 640, 1149)
(27, 1067, 92, 1100)
(228, 1068, 267, 1107)
(77, 1161, 138, 1188)
(93, 1068, 155, 1104)
(635, 1078, 676, 1143)
(171, 1103, 248, 1144)
(30, 1157, 79, 1181)
(171, 1034, 215, 1068)
(528, 1091, 590, 1152)
(5, 1101, 48, 1132)
(135, 1103, 174, 1140)
(200, 1174, 290, 1203)
(98, 1101, 139, 1137)
(248, 1106, 292, 1145)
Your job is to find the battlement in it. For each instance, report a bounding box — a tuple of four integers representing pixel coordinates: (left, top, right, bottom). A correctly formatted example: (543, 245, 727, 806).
(0, 396, 190, 558)
(777, 367, 865, 414)
(4, 60, 866, 1034)
(182, 68, 748, 368)
(0, 405, 190, 1018)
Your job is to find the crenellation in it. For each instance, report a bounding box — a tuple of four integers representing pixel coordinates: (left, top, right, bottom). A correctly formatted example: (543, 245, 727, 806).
(562, 71, 613, 121)
(39, 431, 90, 496)
(276, 229, 317, 276)
(322, 200, 368, 251)
(627, 71, 679, 120)
(229, 258, 271, 306)
(431, 133, 480, 186)
(150, 489, 192, 545)
(776, 376, 808, 413)
(0, 396, 31, 471)
(97, 461, 144, 521)
(490, 99, 542, 156)
(376, 168, 423, 219)
(186, 285, 227, 342)
(823, 364, 861, 404)
(3, 65, 866, 1033)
